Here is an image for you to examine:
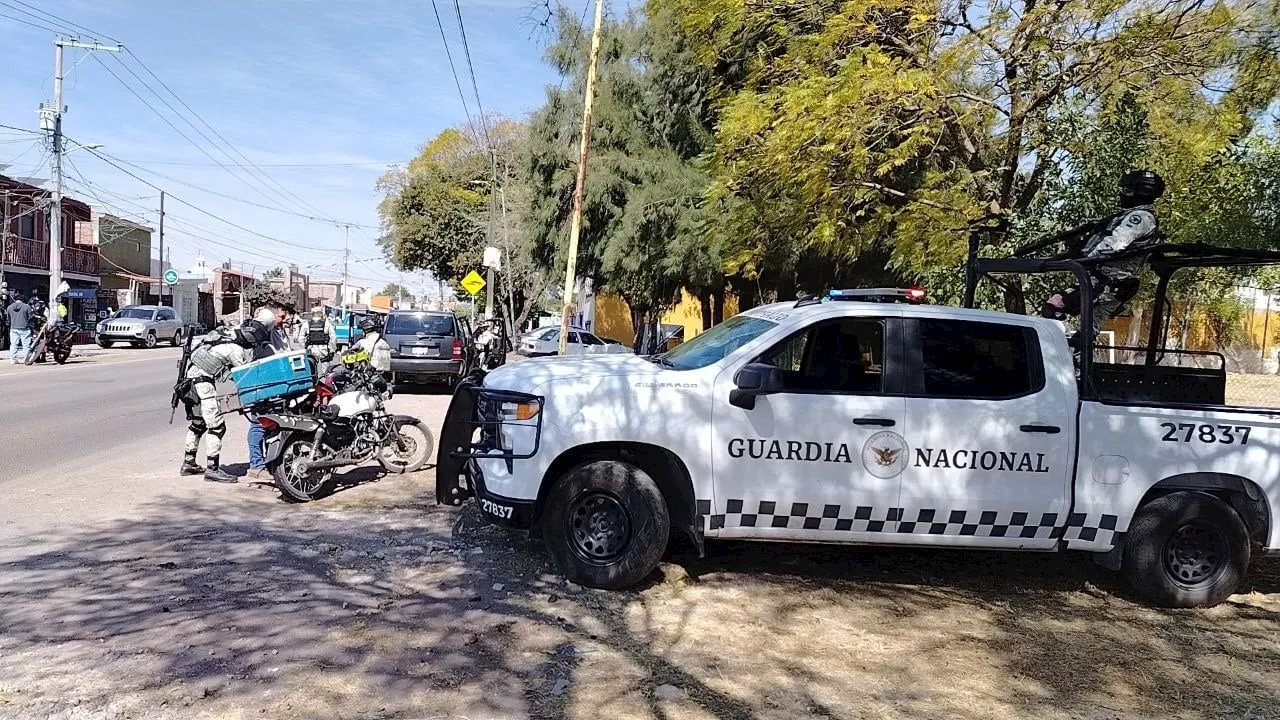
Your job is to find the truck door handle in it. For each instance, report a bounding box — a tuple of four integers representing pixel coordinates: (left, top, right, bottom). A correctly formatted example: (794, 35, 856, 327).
(854, 417, 896, 427)
(1020, 424, 1061, 434)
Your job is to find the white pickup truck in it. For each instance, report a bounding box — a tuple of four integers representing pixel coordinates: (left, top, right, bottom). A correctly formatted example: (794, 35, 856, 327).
(437, 291, 1279, 607)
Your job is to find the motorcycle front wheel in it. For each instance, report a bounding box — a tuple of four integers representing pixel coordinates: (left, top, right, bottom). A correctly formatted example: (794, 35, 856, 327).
(377, 419, 434, 474)
(271, 437, 336, 502)
(53, 344, 71, 364)
(24, 340, 46, 366)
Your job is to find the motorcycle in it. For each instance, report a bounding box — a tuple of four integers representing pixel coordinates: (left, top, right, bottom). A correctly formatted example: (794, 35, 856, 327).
(258, 353, 434, 502)
(24, 317, 80, 365)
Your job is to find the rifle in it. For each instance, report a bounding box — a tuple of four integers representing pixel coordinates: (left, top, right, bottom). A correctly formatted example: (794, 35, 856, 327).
(170, 324, 197, 424)
(1012, 217, 1106, 259)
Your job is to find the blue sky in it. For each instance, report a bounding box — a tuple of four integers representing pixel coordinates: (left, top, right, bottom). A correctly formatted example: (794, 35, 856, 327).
(0, 0, 563, 293)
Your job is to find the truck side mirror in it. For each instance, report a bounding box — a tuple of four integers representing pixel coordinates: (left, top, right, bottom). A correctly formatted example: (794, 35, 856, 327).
(730, 362, 784, 410)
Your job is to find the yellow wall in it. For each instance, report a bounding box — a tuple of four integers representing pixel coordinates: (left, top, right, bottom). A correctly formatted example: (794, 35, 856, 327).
(594, 290, 741, 343)
(1108, 303, 1280, 356)
(594, 293, 634, 343)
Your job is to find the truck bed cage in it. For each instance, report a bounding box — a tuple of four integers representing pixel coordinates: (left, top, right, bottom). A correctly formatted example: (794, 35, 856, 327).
(966, 243, 1280, 366)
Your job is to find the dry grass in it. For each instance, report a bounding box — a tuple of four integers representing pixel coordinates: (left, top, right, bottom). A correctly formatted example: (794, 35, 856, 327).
(1226, 373, 1280, 408)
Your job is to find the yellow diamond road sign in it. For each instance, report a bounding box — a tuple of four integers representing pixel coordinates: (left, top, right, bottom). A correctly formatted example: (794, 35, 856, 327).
(460, 270, 486, 296)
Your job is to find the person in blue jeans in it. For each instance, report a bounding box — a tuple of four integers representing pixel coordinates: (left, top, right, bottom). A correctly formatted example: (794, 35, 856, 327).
(243, 306, 285, 481)
(6, 291, 33, 365)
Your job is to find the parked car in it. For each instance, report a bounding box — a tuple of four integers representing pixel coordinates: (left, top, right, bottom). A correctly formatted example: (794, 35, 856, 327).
(384, 310, 472, 386)
(96, 305, 184, 348)
(518, 327, 634, 357)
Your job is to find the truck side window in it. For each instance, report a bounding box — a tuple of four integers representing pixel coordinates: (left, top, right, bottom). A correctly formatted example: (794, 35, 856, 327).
(763, 319, 885, 394)
(919, 320, 1041, 399)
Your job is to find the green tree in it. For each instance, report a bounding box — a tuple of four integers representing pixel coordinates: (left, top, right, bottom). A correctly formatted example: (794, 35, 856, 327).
(380, 282, 410, 300)
(526, 6, 720, 333)
(378, 119, 551, 331)
(653, 0, 1280, 305)
(262, 267, 284, 281)
(244, 282, 294, 311)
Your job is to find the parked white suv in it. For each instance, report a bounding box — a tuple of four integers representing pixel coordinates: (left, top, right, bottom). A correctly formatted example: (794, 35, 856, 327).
(439, 292, 1280, 608)
(96, 305, 184, 348)
(518, 327, 633, 356)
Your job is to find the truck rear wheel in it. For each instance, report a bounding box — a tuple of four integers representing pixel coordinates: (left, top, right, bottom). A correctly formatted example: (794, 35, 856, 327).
(1123, 491, 1249, 608)
(542, 460, 669, 590)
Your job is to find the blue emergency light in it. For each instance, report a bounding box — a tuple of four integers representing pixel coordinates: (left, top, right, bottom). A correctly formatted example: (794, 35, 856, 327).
(827, 287, 927, 304)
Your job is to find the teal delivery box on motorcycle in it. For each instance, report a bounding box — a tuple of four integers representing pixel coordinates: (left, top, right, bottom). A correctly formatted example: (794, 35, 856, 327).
(231, 351, 315, 405)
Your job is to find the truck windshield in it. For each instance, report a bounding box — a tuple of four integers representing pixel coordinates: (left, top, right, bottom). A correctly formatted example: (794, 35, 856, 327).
(657, 315, 778, 370)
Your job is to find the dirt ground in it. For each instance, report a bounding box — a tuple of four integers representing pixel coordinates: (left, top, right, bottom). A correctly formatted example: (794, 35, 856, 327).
(2, 459, 1280, 720)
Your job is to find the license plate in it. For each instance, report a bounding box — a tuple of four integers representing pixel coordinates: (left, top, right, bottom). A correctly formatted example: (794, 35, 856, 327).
(411, 347, 431, 356)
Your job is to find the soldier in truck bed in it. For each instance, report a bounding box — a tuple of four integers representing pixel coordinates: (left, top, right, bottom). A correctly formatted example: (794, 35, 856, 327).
(1038, 169, 1166, 339)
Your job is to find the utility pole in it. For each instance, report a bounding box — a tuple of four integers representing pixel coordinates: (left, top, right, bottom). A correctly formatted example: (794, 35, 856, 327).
(43, 38, 122, 314)
(558, 0, 605, 355)
(499, 185, 516, 337)
(340, 224, 350, 307)
(157, 190, 165, 305)
(1, 190, 10, 286)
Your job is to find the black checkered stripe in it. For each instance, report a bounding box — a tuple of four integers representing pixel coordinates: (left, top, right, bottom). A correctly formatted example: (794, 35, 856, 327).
(696, 500, 1119, 545)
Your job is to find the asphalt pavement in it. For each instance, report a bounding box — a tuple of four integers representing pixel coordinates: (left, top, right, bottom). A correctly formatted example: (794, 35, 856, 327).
(0, 345, 451, 543)
(0, 347, 183, 482)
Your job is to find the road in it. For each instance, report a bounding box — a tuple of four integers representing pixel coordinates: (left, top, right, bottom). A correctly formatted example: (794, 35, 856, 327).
(0, 347, 183, 482)
(0, 346, 451, 542)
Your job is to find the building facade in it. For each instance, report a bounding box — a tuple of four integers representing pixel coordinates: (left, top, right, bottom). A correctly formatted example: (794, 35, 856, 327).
(94, 212, 154, 308)
(2, 175, 98, 293)
(1, 174, 100, 326)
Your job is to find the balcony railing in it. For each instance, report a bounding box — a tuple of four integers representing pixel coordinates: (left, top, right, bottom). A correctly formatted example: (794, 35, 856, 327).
(1, 238, 50, 271)
(62, 245, 99, 276)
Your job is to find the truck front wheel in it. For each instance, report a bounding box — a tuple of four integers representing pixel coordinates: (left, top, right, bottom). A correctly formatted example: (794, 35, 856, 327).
(542, 460, 669, 590)
(1123, 491, 1249, 608)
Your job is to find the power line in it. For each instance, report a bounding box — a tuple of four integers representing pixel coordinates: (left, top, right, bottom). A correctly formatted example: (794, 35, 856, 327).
(91, 53, 309, 220)
(1, 138, 43, 169)
(72, 139, 344, 253)
(0, 8, 62, 34)
(451, 0, 493, 149)
(0, 123, 42, 135)
(88, 148, 380, 229)
(0, 0, 120, 42)
(122, 49, 344, 224)
(122, 158, 408, 169)
(428, 0, 476, 133)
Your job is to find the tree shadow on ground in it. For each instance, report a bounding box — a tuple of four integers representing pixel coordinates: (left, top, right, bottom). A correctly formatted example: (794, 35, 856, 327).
(1, 497, 1278, 720)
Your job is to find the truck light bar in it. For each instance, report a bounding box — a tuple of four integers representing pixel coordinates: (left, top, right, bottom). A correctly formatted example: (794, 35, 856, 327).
(828, 287, 927, 304)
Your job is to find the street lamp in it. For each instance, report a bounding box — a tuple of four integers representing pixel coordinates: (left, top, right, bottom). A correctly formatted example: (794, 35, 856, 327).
(64, 143, 103, 155)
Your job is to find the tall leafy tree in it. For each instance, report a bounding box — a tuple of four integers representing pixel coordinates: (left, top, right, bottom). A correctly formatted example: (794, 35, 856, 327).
(653, 0, 1280, 306)
(526, 6, 721, 332)
(377, 119, 550, 330)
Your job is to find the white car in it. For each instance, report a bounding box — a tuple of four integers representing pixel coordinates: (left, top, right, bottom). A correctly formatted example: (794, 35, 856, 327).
(439, 291, 1280, 608)
(518, 327, 632, 357)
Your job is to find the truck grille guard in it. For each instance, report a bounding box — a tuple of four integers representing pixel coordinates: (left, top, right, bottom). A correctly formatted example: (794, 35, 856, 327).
(435, 378, 544, 506)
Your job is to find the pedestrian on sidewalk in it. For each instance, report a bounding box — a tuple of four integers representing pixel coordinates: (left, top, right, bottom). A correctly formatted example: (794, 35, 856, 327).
(6, 291, 33, 365)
